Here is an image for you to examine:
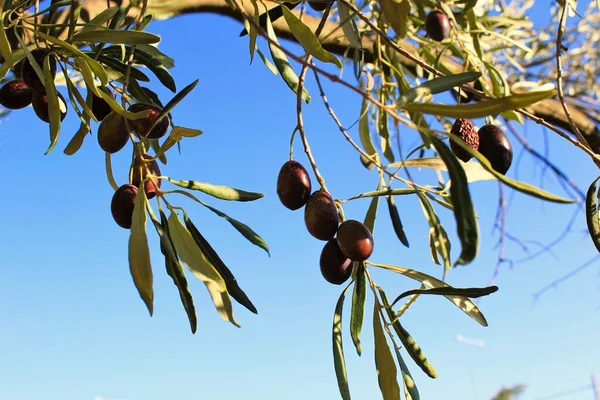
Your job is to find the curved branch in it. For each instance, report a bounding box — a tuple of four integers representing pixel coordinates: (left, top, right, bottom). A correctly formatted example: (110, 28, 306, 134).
(14, 0, 600, 154)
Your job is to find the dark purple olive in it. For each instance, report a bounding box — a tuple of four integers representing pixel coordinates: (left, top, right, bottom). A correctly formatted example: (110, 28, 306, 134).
(336, 220, 374, 261)
(304, 190, 339, 241)
(320, 239, 353, 285)
(131, 153, 162, 199)
(477, 125, 513, 175)
(0, 79, 33, 109)
(127, 103, 170, 139)
(31, 90, 67, 123)
(277, 160, 312, 210)
(425, 9, 450, 42)
(111, 184, 138, 229)
(21, 48, 57, 93)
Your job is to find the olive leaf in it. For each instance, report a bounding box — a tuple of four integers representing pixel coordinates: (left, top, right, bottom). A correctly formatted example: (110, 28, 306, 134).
(398, 71, 482, 105)
(72, 29, 162, 45)
(364, 190, 380, 234)
(333, 283, 353, 400)
(392, 286, 499, 306)
(416, 192, 451, 272)
(379, 0, 411, 39)
(373, 298, 401, 400)
(183, 211, 258, 314)
(43, 55, 62, 156)
(280, 4, 342, 69)
(394, 345, 420, 400)
(146, 79, 200, 136)
(337, 1, 362, 48)
(350, 262, 366, 356)
(369, 262, 489, 327)
(387, 195, 409, 248)
(166, 177, 264, 202)
(128, 183, 154, 316)
(167, 210, 241, 327)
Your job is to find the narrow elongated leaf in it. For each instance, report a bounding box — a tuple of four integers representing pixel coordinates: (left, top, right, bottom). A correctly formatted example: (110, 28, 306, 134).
(146, 79, 199, 135)
(394, 346, 420, 400)
(350, 262, 366, 356)
(64, 113, 91, 155)
(43, 56, 62, 155)
(399, 72, 482, 105)
(364, 192, 380, 234)
(359, 97, 377, 157)
(72, 29, 161, 45)
(183, 212, 258, 314)
(166, 177, 264, 202)
(0, 12, 14, 67)
(265, 11, 310, 103)
(399, 89, 556, 118)
(429, 135, 478, 266)
(281, 5, 342, 68)
(447, 130, 576, 203)
(373, 300, 401, 400)
(379, 0, 411, 39)
(369, 262, 489, 327)
(36, 30, 108, 85)
(377, 105, 395, 163)
(378, 288, 437, 380)
(393, 286, 499, 305)
(128, 184, 154, 315)
(586, 176, 600, 253)
(62, 67, 97, 122)
(333, 283, 353, 400)
(338, 2, 362, 48)
(167, 210, 241, 327)
(389, 157, 496, 183)
(77, 6, 120, 32)
(387, 195, 409, 247)
(135, 44, 176, 68)
(96, 54, 151, 82)
(200, 201, 270, 255)
(416, 192, 451, 271)
(150, 210, 197, 333)
(347, 188, 417, 200)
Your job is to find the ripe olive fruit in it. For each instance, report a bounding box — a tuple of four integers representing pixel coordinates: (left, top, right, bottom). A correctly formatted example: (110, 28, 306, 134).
(320, 239, 353, 285)
(450, 118, 479, 163)
(91, 86, 113, 121)
(336, 220, 374, 261)
(304, 190, 339, 241)
(0, 79, 33, 109)
(31, 90, 67, 123)
(131, 153, 162, 199)
(425, 9, 450, 42)
(97, 111, 129, 154)
(277, 160, 312, 210)
(308, 1, 329, 11)
(21, 48, 57, 93)
(111, 184, 138, 229)
(477, 125, 513, 175)
(127, 103, 170, 139)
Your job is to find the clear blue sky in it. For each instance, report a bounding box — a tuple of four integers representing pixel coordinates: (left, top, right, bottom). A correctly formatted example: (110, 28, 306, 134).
(0, 3, 598, 400)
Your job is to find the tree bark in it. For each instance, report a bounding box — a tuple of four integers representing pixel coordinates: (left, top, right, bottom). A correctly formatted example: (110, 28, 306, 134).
(20, 0, 600, 153)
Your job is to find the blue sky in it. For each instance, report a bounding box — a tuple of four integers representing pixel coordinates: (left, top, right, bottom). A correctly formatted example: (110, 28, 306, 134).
(0, 3, 599, 400)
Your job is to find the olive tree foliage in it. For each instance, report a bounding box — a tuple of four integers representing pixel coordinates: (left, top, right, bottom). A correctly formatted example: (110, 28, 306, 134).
(1, 0, 599, 398)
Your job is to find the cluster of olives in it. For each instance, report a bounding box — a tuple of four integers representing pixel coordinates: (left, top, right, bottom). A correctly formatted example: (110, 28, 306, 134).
(277, 160, 375, 285)
(450, 119, 514, 175)
(0, 48, 68, 122)
(107, 109, 170, 230)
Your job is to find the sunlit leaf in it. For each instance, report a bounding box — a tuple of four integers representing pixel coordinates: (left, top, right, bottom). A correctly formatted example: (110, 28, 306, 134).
(128, 184, 154, 316)
(392, 286, 499, 305)
(429, 135, 478, 266)
(338, 1, 362, 48)
(369, 262, 489, 327)
(72, 29, 161, 45)
(399, 71, 482, 105)
(281, 4, 342, 68)
(333, 283, 353, 400)
(350, 262, 366, 356)
(166, 177, 264, 202)
(379, 0, 411, 39)
(183, 212, 258, 314)
(373, 299, 401, 400)
(167, 210, 240, 327)
(265, 10, 310, 103)
(389, 157, 496, 183)
(399, 89, 556, 118)
(416, 192, 451, 272)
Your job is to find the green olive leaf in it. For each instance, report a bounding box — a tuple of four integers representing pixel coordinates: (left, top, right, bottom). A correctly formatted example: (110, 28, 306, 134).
(373, 297, 401, 400)
(369, 262, 489, 327)
(399, 71, 482, 105)
(387, 195, 409, 248)
(43, 55, 62, 156)
(280, 4, 342, 69)
(392, 286, 499, 306)
(393, 345, 420, 400)
(389, 157, 496, 183)
(333, 282, 353, 400)
(586, 176, 600, 254)
(145, 79, 199, 136)
(378, 288, 437, 380)
(350, 262, 366, 356)
(72, 29, 161, 45)
(337, 1, 362, 48)
(77, 6, 121, 33)
(359, 96, 378, 158)
(167, 210, 241, 328)
(183, 212, 258, 314)
(0, 11, 14, 67)
(399, 89, 556, 118)
(379, 0, 411, 39)
(128, 182, 154, 316)
(166, 177, 264, 202)
(416, 192, 451, 273)
(429, 135, 478, 267)
(364, 189, 380, 234)
(265, 10, 310, 103)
